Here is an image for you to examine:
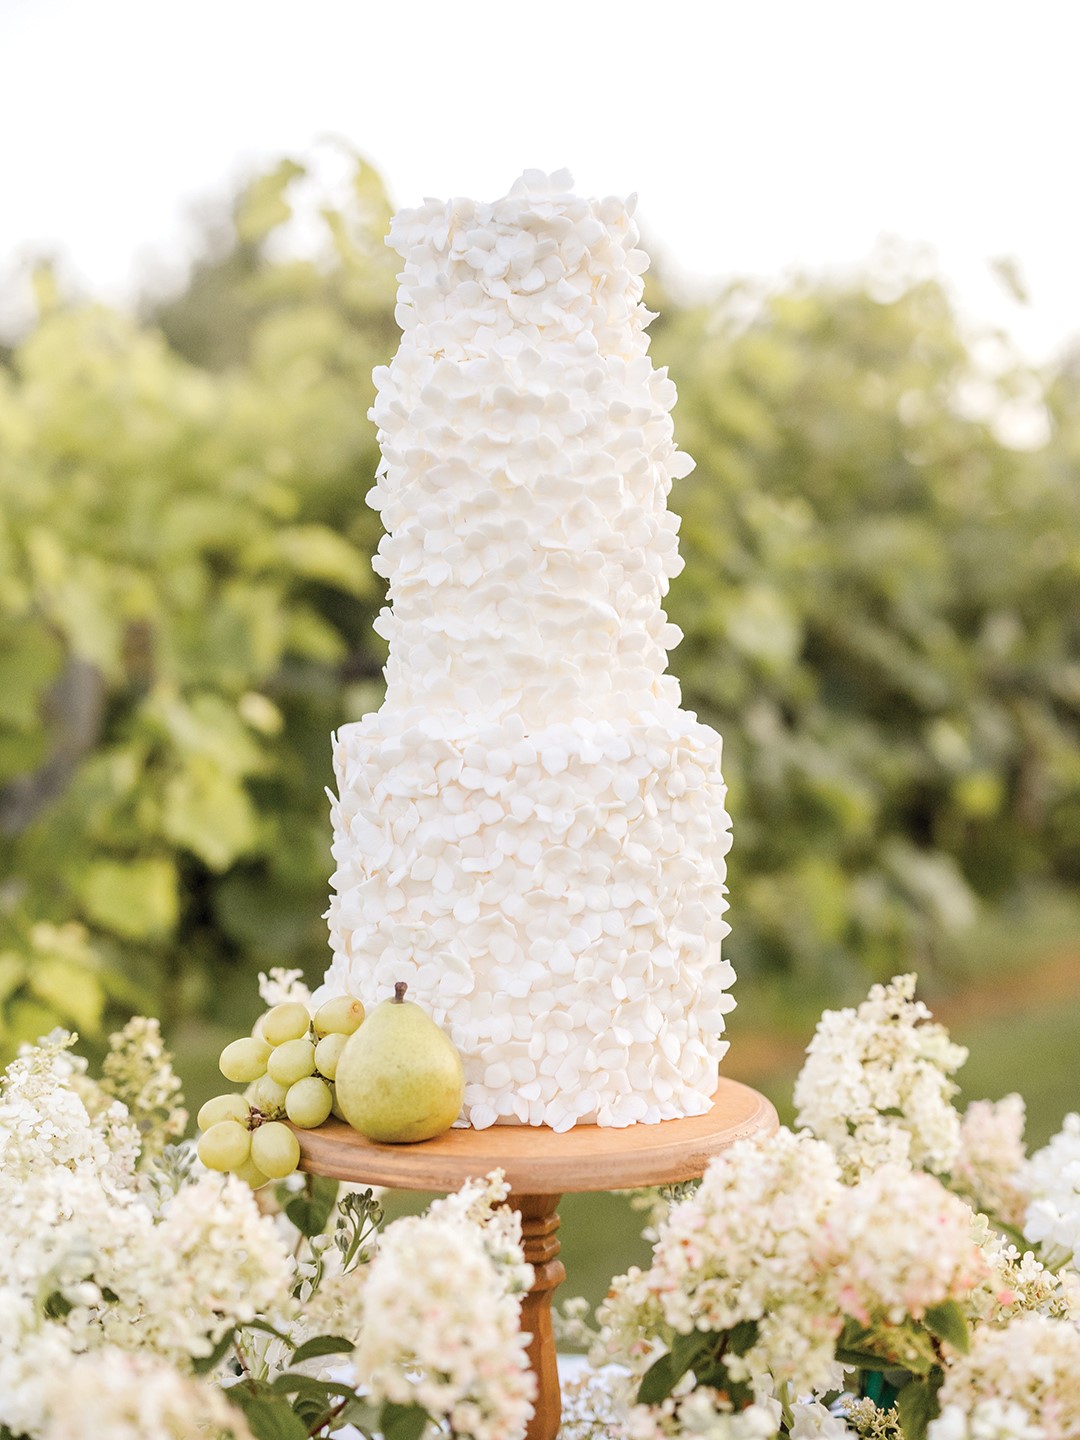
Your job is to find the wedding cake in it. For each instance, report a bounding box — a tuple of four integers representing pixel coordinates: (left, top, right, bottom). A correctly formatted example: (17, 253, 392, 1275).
(315, 171, 734, 1130)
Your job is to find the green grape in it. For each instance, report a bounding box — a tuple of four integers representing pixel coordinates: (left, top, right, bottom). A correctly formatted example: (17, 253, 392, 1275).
(314, 1032, 347, 1081)
(261, 1001, 312, 1046)
(286, 1076, 333, 1129)
(251, 1121, 301, 1180)
(233, 1155, 271, 1190)
(267, 1037, 316, 1087)
(247, 1073, 289, 1117)
(331, 1090, 348, 1123)
(219, 1036, 272, 1083)
(197, 1120, 252, 1172)
(313, 995, 365, 1039)
(197, 1093, 250, 1131)
(251, 1012, 268, 1041)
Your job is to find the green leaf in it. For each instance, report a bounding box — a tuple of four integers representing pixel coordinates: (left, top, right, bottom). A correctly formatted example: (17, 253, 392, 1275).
(26, 956, 104, 1033)
(0, 622, 64, 728)
(726, 1319, 759, 1357)
(269, 1374, 359, 1403)
(163, 758, 258, 870)
(637, 1331, 714, 1405)
(0, 953, 27, 1005)
(243, 1318, 294, 1344)
(923, 1299, 970, 1354)
(75, 857, 179, 939)
(896, 1374, 944, 1440)
(636, 1350, 680, 1405)
(4, 996, 61, 1048)
(284, 1175, 341, 1238)
(192, 1326, 238, 1375)
(250, 525, 373, 599)
(236, 158, 306, 244)
(288, 1333, 354, 1367)
(836, 1347, 905, 1373)
(380, 1401, 430, 1440)
(232, 1395, 309, 1440)
(336, 1397, 382, 1432)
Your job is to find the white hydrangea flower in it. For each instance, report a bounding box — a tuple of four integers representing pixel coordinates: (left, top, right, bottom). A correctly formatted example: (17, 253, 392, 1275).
(597, 1129, 847, 1399)
(0, 1031, 296, 1435)
(967, 1213, 1080, 1326)
(0, 1291, 73, 1438)
(789, 1400, 853, 1440)
(423, 1169, 534, 1294)
(841, 1397, 903, 1440)
(289, 1242, 369, 1353)
(1024, 1112, 1080, 1272)
(354, 1173, 535, 1440)
(39, 1347, 253, 1440)
(928, 1313, 1080, 1439)
(823, 1166, 988, 1326)
(793, 974, 967, 1180)
(951, 1095, 1030, 1229)
(0, 1030, 140, 1189)
(560, 1363, 637, 1440)
(98, 1016, 188, 1163)
(625, 1389, 782, 1440)
(257, 966, 313, 1008)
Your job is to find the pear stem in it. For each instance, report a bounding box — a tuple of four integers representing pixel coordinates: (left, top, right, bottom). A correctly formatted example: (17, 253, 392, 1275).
(393, 982, 408, 1003)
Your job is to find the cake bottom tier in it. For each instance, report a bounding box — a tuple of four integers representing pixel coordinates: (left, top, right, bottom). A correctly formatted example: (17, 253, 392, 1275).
(315, 705, 734, 1131)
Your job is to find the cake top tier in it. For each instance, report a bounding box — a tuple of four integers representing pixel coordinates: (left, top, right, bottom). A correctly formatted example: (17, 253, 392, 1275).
(386, 168, 653, 363)
(367, 173, 695, 729)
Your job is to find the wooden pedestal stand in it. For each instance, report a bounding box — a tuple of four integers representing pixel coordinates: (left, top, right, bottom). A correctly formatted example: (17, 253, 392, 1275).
(296, 1078, 778, 1440)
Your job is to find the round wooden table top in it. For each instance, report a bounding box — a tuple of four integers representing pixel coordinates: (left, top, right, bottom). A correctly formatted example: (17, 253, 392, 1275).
(296, 1076, 778, 1195)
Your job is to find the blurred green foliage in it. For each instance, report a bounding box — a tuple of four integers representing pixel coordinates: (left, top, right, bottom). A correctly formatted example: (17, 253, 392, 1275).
(652, 271, 1080, 981)
(1, 154, 1078, 1054)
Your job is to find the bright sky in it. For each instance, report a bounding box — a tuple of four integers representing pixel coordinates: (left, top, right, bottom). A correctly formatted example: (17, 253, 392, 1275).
(2, 0, 1078, 358)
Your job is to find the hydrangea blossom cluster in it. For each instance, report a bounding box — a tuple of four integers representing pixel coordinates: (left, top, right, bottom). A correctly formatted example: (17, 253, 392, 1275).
(0, 1031, 293, 1437)
(97, 1016, 188, 1164)
(928, 1313, 1080, 1440)
(822, 1166, 988, 1326)
(1024, 1112, 1080, 1272)
(793, 974, 968, 1179)
(354, 1171, 536, 1440)
(573, 975, 1080, 1440)
(40, 1349, 254, 1440)
(598, 1128, 848, 1398)
(968, 1215, 1080, 1328)
(599, 1126, 996, 1412)
(950, 1095, 1030, 1229)
(258, 965, 313, 1009)
(318, 171, 734, 1131)
(625, 1389, 784, 1440)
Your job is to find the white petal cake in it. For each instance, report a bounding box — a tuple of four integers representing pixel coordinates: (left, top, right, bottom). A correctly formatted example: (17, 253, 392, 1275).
(316, 170, 734, 1130)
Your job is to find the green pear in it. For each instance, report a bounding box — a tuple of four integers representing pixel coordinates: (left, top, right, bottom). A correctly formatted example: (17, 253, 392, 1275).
(334, 982, 465, 1143)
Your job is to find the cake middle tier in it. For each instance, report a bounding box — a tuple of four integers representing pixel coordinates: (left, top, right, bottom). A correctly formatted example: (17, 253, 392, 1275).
(367, 344, 696, 728)
(319, 704, 734, 1130)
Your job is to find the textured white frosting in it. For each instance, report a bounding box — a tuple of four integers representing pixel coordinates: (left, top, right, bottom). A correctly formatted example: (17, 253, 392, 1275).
(316, 171, 734, 1130)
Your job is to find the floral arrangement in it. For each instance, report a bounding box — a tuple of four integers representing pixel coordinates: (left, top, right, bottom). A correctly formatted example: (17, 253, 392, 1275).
(1, 971, 1078, 1440)
(578, 976, 1080, 1440)
(0, 983, 535, 1440)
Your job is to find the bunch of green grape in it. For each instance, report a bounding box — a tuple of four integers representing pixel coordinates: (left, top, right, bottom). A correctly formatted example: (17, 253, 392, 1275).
(196, 995, 364, 1188)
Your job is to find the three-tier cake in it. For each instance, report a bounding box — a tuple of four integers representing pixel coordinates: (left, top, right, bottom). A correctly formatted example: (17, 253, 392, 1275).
(315, 171, 734, 1130)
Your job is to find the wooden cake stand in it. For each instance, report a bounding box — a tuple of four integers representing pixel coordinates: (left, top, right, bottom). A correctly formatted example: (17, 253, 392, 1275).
(296, 1078, 778, 1440)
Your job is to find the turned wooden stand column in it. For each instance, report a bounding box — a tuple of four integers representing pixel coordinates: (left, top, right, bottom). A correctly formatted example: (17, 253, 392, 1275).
(296, 1078, 777, 1440)
(516, 1193, 566, 1437)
